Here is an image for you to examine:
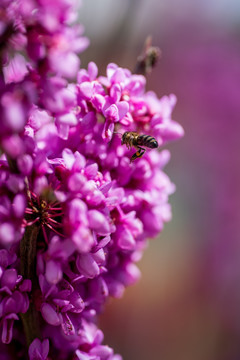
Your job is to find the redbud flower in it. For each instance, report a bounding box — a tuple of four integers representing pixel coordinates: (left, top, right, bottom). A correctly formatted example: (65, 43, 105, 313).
(0, 0, 183, 359)
(28, 338, 49, 360)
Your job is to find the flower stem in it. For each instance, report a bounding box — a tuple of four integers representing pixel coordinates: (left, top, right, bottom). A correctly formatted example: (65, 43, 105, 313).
(20, 224, 41, 347)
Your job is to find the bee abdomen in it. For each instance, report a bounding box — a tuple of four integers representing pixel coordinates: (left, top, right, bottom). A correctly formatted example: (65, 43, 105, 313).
(137, 135, 158, 149)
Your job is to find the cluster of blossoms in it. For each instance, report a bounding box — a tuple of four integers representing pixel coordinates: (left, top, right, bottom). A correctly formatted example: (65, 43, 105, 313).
(0, 0, 183, 359)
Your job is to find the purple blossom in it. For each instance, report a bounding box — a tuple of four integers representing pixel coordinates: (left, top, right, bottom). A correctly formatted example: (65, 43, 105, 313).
(38, 274, 85, 334)
(0, 249, 31, 344)
(0, 183, 26, 246)
(28, 338, 49, 360)
(0, 0, 88, 159)
(0, 0, 183, 358)
(3, 54, 29, 85)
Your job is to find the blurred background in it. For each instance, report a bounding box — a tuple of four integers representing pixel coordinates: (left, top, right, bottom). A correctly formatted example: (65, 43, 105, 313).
(79, 1, 240, 359)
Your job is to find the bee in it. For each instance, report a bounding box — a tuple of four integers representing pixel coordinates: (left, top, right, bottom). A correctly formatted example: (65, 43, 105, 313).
(134, 36, 161, 75)
(121, 131, 158, 162)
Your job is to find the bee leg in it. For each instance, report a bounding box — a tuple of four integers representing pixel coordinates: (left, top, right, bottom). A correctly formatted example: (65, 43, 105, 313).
(130, 147, 146, 162)
(137, 146, 146, 158)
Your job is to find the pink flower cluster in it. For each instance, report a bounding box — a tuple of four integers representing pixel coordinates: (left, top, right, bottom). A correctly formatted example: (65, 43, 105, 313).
(0, 0, 88, 158)
(0, 1, 183, 359)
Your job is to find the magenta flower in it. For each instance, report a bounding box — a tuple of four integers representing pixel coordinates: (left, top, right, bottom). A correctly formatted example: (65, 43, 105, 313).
(0, 184, 26, 246)
(0, 0, 183, 359)
(0, 249, 31, 344)
(28, 338, 49, 360)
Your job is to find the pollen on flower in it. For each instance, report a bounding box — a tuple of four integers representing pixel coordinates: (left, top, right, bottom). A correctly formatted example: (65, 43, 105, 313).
(24, 188, 64, 243)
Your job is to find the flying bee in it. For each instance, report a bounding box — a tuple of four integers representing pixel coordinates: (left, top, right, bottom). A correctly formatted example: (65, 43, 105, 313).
(120, 131, 158, 162)
(134, 36, 161, 75)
